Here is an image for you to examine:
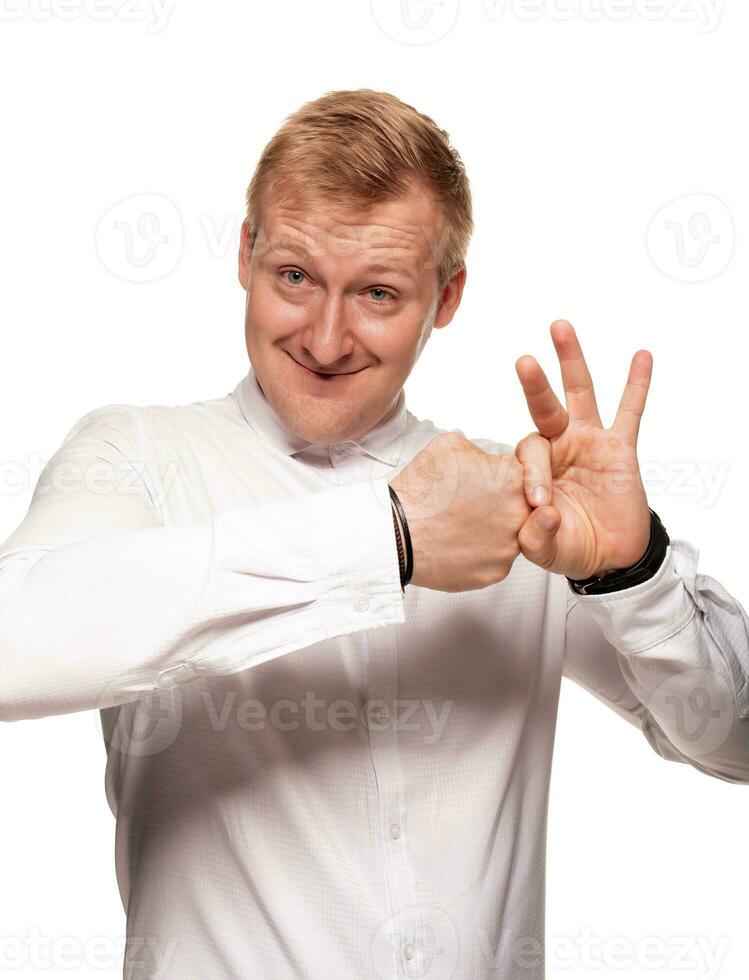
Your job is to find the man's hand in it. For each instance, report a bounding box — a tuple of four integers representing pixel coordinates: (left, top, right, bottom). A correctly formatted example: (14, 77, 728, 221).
(389, 433, 532, 593)
(513, 319, 653, 580)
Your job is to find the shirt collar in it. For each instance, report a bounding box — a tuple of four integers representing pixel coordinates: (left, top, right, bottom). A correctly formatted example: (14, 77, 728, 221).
(232, 364, 408, 466)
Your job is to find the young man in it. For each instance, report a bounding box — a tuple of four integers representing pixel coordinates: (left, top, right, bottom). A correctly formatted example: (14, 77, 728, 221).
(1, 88, 748, 979)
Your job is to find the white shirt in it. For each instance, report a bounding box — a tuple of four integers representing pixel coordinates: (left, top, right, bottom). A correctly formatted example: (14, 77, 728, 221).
(2, 366, 749, 980)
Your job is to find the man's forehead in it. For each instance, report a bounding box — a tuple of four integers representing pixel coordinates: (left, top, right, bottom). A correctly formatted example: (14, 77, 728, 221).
(255, 196, 444, 271)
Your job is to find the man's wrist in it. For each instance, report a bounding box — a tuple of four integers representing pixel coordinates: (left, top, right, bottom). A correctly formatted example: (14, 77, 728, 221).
(566, 509, 670, 596)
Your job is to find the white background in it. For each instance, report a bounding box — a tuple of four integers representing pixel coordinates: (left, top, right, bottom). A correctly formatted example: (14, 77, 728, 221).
(1, 0, 747, 977)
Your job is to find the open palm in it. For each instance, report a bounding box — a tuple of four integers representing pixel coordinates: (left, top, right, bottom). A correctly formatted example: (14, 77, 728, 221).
(514, 320, 653, 581)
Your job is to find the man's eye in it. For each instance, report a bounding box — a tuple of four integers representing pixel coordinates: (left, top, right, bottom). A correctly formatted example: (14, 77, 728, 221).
(281, 269, 307, 286)
(368, 287, 395, 303)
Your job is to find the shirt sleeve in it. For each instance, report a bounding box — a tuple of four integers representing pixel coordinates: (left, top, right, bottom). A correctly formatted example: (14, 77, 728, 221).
(562, 537, 749, 784)
(0, 406, 405, 722)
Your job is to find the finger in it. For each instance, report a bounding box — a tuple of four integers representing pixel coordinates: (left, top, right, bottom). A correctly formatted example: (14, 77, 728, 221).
(517, 506, 560, 570)
(549, 319, 603, 428)
(515, 356, 569, 440)
(612, 349, 653, 446)
(515, 431, 553, 507)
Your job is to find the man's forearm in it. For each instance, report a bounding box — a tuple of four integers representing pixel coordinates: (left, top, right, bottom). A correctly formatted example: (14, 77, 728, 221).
(0, 478, 405, 722)
(570, 538, 749, 784)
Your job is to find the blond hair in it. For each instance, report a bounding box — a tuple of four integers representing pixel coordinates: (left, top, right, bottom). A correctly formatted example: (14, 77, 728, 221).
(244, 89, 473, 293)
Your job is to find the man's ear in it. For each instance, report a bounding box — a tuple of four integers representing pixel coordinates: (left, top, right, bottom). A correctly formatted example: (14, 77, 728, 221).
(434, 267, 467, 329)
(237, 219, 253, 289)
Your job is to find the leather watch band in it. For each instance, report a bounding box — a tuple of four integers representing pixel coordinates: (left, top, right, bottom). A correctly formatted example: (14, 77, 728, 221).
(566, 508, 670, 596)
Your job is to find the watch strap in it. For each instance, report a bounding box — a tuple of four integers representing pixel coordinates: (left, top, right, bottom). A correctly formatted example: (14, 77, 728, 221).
(566, 508, 670, 596)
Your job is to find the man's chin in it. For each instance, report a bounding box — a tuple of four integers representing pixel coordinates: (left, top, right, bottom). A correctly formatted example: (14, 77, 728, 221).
(272, 401, 356, 447)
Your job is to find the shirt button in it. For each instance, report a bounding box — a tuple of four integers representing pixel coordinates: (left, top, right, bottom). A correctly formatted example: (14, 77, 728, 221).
(353, 596, 370, 612)
(371, 704, 390, 723)
(389, 822, 402, 840)
(333, 442, 346, 451)
(403, 942, 416, 960)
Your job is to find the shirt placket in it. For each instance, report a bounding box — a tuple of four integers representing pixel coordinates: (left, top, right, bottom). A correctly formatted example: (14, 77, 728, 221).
(328, 443, 422, 979)
(365, 622, 424, 979)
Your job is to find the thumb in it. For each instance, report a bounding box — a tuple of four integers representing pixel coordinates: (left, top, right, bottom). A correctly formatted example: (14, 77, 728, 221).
(518, 506, 560, 568)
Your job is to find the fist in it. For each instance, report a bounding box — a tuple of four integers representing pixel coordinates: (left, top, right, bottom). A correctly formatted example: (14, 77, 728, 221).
(389, 432, 532, 593)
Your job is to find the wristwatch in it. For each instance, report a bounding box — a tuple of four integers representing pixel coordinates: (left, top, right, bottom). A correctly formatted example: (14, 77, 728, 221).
(566, 508, 670, 596)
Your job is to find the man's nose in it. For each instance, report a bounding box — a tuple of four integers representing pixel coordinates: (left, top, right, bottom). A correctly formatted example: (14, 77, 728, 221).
(301, 292, 355, 367)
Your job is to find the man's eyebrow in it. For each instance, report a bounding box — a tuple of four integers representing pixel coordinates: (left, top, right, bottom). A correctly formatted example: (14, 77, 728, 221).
(266, 240, 314, 260)
(265, 240, 418, 281)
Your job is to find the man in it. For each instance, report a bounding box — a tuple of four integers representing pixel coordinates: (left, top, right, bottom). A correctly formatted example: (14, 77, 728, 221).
(1, 88, 748, 979)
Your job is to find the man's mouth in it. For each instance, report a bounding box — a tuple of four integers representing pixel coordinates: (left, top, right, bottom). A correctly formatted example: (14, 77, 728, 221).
(287, 352, 364, 379)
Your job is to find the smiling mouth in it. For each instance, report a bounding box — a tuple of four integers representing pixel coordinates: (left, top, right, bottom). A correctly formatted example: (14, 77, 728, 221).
(288, 353, 364, 378)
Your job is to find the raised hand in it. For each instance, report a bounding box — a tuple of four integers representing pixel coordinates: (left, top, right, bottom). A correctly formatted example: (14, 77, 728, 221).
(513, 319, 653, 580)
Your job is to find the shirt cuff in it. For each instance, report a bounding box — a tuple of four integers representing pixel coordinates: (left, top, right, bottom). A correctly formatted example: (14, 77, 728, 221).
(322, 477, 407, 625)
(566, 544, 697, 656)
(181, 476, 406, 679)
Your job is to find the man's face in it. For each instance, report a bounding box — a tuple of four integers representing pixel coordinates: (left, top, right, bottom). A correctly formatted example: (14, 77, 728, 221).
(237, 183, 466, 446)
